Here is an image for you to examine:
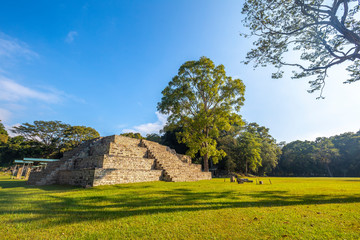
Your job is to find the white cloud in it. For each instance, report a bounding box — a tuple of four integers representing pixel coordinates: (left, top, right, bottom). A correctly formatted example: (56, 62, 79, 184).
(0, 76, 61, 103)
(0, 76, 85, 124)
(0, 33, 38, 60)
(0, 108, 11, 122)
(4, 123, 20, 137)
(65, 31, 78, 43)
(122, 112, 168, 136)
(0, 33, 84, 127)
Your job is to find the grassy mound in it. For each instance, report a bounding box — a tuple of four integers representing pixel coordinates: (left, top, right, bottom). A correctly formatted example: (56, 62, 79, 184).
(0, 176, 359, 239)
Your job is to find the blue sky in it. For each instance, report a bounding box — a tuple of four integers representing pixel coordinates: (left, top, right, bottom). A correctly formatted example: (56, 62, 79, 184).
(0, 0, 359, 143)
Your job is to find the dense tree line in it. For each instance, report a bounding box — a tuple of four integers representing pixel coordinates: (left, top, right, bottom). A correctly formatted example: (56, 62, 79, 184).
(155, 124, 360, 177)
(2, 119, 359, 177)
(216, 123, 281, 176)
(0, 120, 99, 166)
(275, 131, 360, 177)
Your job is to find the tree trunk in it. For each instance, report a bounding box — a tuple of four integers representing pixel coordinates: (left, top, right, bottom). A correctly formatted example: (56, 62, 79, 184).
(245, 159, 248, 175)
(204, 153, 209, 172)
(326, 164, 333, 177)
(203, 128, 210, 172)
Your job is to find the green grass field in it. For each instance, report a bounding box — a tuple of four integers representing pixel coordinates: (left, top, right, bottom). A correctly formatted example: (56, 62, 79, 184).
(0, 175, 359, 240)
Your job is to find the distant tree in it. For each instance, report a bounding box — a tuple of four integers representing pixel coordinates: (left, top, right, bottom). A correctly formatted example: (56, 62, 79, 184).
(313, 137, 340, 177)
(242, 0, 360, 96)
(145, 133, 162, 143)
(5, 120, 100, 160)
(12, 121, 70, 147)
(330, 131, 360, 176)
(0, 136, 43, 166)
(120, 132, 144, 139)
(276, 140, 332, 176)
(0, 120, 8, 144)
(259, 141, 282, 175)
(217, 134, 238, 173)
(277, 141, 312, 176)
(274, 130, 360, 177)
(246, 123, 281, 175)
(158, 57, 245, 171)
(237, 131, 262, 175)
(62, 126, 100, 151)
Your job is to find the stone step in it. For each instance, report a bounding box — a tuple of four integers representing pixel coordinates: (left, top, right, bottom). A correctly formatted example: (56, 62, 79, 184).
(141, 139, 211, 182)
(102, 155, 156, 170)
(93, 169, 163, 186)
(109, 144, 148, 158)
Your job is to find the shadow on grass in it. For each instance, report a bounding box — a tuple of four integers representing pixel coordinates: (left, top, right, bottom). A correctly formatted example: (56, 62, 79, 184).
(1, 179, 360, 227)
(0, 179, 78, 191)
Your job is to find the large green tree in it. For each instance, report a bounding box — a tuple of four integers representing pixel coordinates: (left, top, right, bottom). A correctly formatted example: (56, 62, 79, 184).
(10, 121, 100, 159)
(62, 126, 100, 151)
(242, 0, 360, 96)
(12, 120, 70, 147)
(158, 57, 245, 172)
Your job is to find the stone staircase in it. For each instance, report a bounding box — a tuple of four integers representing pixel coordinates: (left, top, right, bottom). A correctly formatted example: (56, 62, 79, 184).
(141, 139, 212, 182)
(28, 139, 97, 185)
(27, 135, 211, 187)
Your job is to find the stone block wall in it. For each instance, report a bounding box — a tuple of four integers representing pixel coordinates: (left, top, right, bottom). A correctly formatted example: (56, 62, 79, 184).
(102, 155, 155, 170)
(58, 169, 95, 187)
(93, 169, 163, 186)
(72, 156, 104, 169)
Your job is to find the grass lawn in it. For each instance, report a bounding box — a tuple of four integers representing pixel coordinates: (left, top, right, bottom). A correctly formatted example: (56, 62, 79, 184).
(0, 174, 359, 239)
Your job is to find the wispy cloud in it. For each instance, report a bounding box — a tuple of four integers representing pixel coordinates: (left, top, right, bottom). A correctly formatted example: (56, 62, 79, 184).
(0, 76, 61, 103)
(0, 32, 38, 60)
(123, 112, 168, 136)
(65, 31, 78, 43)
(0, 108, 11, 122)
(0, 76, 85, 123)
(0, 32, 84, 124)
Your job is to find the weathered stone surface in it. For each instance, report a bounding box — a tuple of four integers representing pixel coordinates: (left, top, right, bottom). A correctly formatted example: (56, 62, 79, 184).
(93, 169, 163, 186)
(27, 135, 212, 187)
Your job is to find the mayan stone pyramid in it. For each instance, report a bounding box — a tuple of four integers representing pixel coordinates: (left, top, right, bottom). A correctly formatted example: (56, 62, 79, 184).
(27, 135, 212, 187)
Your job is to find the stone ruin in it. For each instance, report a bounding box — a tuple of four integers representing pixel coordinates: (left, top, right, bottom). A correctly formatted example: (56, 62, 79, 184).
(27, 135, 212, 187)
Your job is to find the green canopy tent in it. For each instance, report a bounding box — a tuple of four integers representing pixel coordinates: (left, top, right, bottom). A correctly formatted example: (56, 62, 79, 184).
(12, 158, 59, 180)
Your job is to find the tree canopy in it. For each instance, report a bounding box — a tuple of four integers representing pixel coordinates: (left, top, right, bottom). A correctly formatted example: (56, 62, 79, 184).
(62, 126, 100, 151)
(217, 122, 281, 176)
(12, 121, 70, 147)
(275, 130, 360, 177)
(120, 132, 144, 139)
(0, 120, 8, 144)
(242, 0, 360, 97)
(0, 120, 101, 162)
(158, 57, 245, 172)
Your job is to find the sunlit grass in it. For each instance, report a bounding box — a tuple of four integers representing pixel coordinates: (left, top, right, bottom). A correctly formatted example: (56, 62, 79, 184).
(0, 175, 359, 239)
